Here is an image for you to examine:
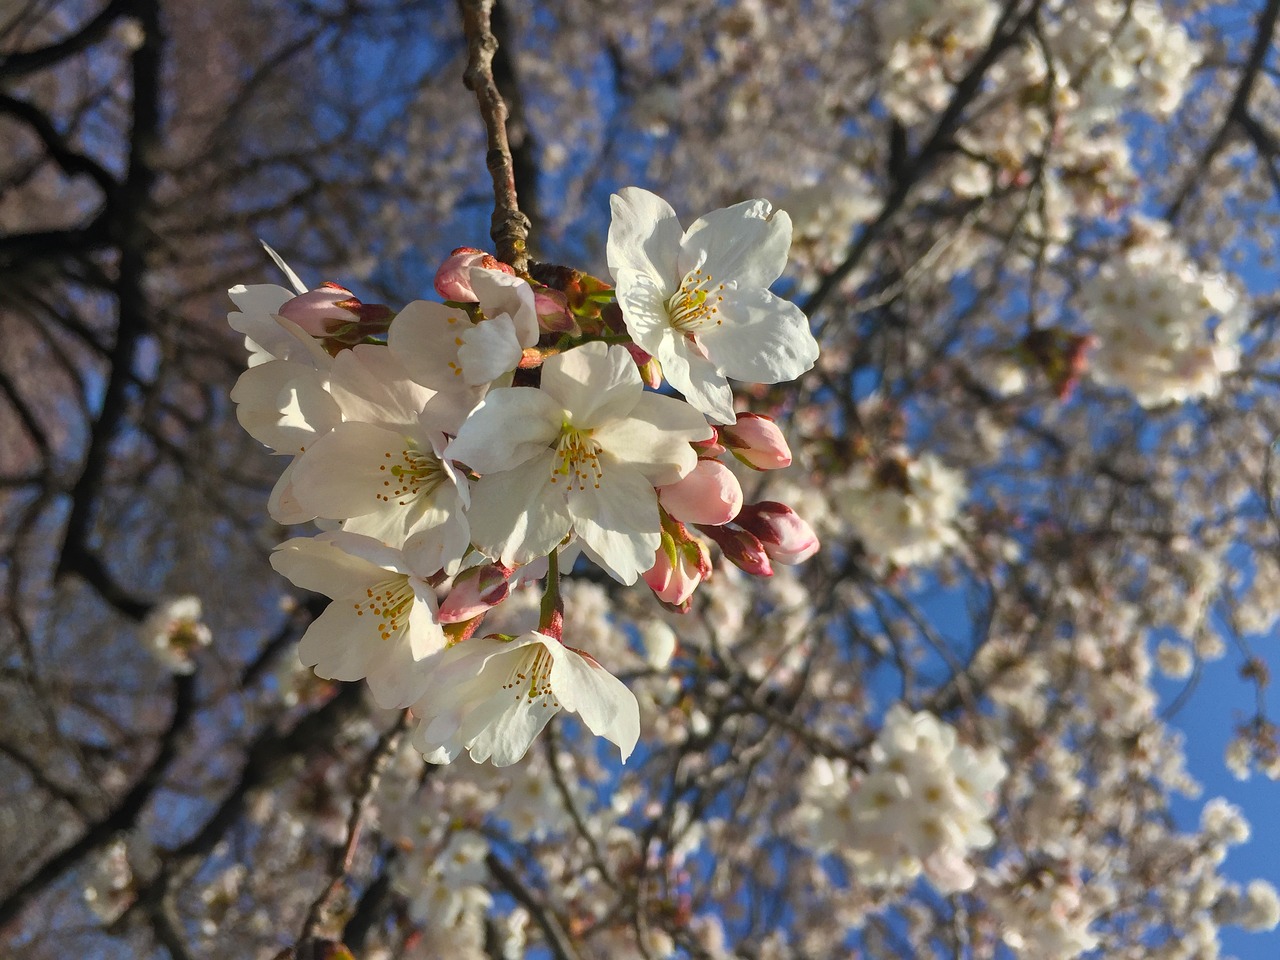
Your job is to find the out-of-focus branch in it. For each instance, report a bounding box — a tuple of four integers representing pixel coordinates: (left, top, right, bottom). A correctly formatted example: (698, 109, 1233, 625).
(0, 0, 132, 79)
(457, 0, 532, 273)
(0, 673, 196, 932)
(1166, 0, 1280, 220)
(485, 852, 582, 960)
(299, 712, 408, 944)
(802, 0, 1043, 323)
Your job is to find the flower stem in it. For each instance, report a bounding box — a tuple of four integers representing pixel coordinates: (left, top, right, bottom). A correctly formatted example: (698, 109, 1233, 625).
(539, 547, 564, 640)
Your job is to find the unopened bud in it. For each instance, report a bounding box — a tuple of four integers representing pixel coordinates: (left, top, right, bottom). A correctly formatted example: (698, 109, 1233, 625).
(435, 247, 515, 302)
(438, 564, 511, 623)
(624, 342, 662, 389)
(735, 501, 820, 565)
(696, 523, 773, 577)
(277, 283, 361, 337)
(643, 530, 712, 607)
(533, 286, 578, 334)
(720, 413, 792, 470)
(658, 458, 743, 526)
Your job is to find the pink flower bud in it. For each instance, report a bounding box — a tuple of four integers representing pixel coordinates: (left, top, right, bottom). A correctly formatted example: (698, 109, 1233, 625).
(696, 523, 773, 578)
(734, 501, 820, 565)
(692, 428, 725, 458)
(277, 282, 361, 337)
(720, 413, 792, 470)
(623, 342, 663, 389)
(658, 459, 743, 526)
(534, 286, 578, 334)
(438, 564, 511, 623)
(643, 535, 711, 607)
(435, 247, 515, 302)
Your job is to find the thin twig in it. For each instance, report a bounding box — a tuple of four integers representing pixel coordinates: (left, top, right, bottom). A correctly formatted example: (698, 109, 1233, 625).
(299, 712, 409, 942)
(457, 0, 532, 273)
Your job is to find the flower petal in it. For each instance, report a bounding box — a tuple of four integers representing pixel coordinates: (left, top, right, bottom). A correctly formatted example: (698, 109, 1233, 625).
(270, 535, 383, 597)
(445, 388, 563, 474)
(329, 343, 437, 427)
(539, 342, 641, 430)
(698, 286, 819, 384)
(614, 268, 674, 357)
(468, 454, 574, 567)
(656, 334, 737, 424)
(592, 392, 709, 485)
(458, 313, 523, 385)
(679, 199, 792, 289)
(567, 459, 662, 584)
(388, 300, 472, 390)
(548, 645, 641, 762)
(607, 187, 682, 295)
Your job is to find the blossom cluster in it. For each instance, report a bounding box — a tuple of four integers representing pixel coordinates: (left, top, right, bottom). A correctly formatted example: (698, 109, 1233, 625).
(832, 449, 966, 568)
(1080, 216, 1244, 407)
(792, 705, 1007, 894)
(229, 188, 820, 766)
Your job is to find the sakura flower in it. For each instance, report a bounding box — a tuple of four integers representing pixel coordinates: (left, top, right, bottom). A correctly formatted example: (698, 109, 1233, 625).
(391, 269, 539, 394)
(409, 631, 640, 766)
(140, 595, 212, 675)
(288, 344, 471, 570)
(270, 532, 448, 708)
(607, 186, 820, 424)
(446, 341, 712, 584)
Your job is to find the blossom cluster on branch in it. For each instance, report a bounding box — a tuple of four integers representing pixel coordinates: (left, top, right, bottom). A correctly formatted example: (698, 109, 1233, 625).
(229, 188, 821, 767)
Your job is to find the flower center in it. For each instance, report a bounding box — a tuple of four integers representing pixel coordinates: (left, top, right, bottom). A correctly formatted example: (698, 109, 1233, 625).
(550, 424, 604, 491)
(352, 575, 415, 640)
(377, 444, 447, 506)
(667, 266, 725, 332)
(501, 644, 559, 706)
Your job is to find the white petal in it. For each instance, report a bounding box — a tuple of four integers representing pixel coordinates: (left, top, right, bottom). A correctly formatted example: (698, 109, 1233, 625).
(231, 361, 340, 454)
(445, 389, 562, 474)
(607, 187, 682, 293)
(548, 646, 641, 762)
(679, 199, 791, 289)
(268, 461, 317, 525)
(387, 300, 472, 390)
(614, 267, 675, 358)
(593, 392, 710, 485)
(468, 456, 573, 567)
(291, 422, 408, 521)
(540, 342, 640, 429)
(329, 344, 436, 427)
(656, 334, 737, 424)
(270, 535, 383, 597)
(459, 314, 523, 385)
(471, 269, 539, 346)
(698, 287, 819, 384)
(465, 695, 558, 766)
(297, 598, 379, 682)
(567, 460, 661, 584)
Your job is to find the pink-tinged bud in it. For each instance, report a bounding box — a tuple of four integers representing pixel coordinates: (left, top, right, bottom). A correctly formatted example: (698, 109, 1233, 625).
(696, 523, 773, 577)
(434, 247, 515, 302)
(721, 413, 792, 470)
(622, 342, 662, 389)
(658, 459, 743, 526)
(534, 286, 578, 334)
(735, 501, 820, 565)
(277, 282, 361, 337)
(692, 428, 725, 458)
(438, 564, 511, 623)
(643, 534, 711, 607)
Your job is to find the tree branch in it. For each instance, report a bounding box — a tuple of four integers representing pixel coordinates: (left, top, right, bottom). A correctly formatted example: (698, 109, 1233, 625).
(457, 0, 532, 273)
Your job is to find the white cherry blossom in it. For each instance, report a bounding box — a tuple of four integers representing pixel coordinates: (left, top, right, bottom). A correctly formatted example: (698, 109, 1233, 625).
(446, 341, 712, 583)
(607, 186, 819, 424)
(270, 532, 448, 709)
(409, 630, 640, 767)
